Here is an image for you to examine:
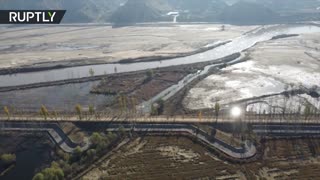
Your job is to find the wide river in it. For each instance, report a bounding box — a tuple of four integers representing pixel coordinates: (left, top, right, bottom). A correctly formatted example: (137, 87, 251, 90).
(1, 24, 320, 87)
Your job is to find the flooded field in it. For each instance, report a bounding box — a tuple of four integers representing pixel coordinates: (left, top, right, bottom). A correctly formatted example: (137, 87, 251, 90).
(0, 81, 112, 111)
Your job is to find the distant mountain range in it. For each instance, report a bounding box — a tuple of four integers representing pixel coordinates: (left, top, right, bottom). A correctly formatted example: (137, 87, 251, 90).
(0, 0, 126, 22)
(110, 0, 162, 24)
(0, 0, 319, 24)
(231, 0, 320, 14)
(110, 0, 228, 23)
(219, 2, 280, 25)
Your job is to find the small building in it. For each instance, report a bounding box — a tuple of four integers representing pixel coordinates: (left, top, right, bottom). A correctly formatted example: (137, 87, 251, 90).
(167, 11, 180, 23)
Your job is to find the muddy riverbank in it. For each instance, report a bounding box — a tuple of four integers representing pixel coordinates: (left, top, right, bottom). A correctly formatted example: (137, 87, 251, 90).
(0, 41, 227, 76)
(0, 24, 254, 72)
(0, 55, 229, 92)
(183, 29, 320, 113)
(3, 25, 317, 88)
(1, 24, 319, 114)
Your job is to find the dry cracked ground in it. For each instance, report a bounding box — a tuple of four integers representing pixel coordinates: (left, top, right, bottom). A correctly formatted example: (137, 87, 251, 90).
(82, 136, 320, 180)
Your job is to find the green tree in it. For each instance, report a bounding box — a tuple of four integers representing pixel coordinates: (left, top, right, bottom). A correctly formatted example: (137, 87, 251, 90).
(106, 132, 116, 140)
(40, 105, 49, 120)
(119, 126, 126, 136)
(131, 97, 137, 114)
(41, 167, 64, 180)
(4, 106, 10, 120)
(147, 69, 154, 78)
(198, 111, 202, 121)
(214, 102, 220, 123)
(89, 105, 95, 116)
(56, 149, 70, 162)
(304, 104, 311, 121)
(75, 104, 82, 120)
(118, 95, 127, 113)
(0, 153, 16, 165)
(86, 149, 97, 159)
(32, 173, 44, 180)
(157, 99, 164, 115)
(32, 162, 64, 180)
(151, 104, 158, 116)
(51, 161, 60, 169)
(74, 146, 82, 157)
(89, 68, 95, 77)
(90, 132, 103, 145)
(146, 69, 154, 82)
(96, 141, 108, 153)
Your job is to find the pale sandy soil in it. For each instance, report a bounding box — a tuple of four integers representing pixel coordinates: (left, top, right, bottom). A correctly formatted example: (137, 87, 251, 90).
(0, 24, 256, 68)
(156, 146, 200, 163)
(183, 32, 320, 111)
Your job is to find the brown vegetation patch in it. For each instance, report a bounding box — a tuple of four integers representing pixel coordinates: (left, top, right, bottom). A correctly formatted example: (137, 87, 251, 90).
(91, 69, 189, 103)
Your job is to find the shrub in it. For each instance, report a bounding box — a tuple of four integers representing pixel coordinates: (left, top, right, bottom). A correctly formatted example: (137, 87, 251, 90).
(145, 69, 154, 83)
(32, 163, 64, 180)
(75, 104, 82, 120)
(86, 149, 97, 159)
(32, 173, 44, 180)
(0, 153, 16, 165)
(40, 105, 49, 120)
(74, 146, 82, 157)
(3, 106, 10, 119)
(90, 132, 103, 146)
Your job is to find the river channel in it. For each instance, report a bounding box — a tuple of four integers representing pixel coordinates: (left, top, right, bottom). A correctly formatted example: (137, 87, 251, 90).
(0, 24, 319, 88)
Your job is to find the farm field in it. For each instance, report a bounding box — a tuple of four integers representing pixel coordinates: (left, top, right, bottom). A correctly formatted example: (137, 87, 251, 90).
(83, 136, 320, 179)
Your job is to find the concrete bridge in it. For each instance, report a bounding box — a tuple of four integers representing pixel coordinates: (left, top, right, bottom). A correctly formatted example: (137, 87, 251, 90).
(2, 119, 320, 159)
(1, 114, 320, 124)
(0, 122, 90, 153)
(253, 124, 320, 136)
(0, 121, 257, 160)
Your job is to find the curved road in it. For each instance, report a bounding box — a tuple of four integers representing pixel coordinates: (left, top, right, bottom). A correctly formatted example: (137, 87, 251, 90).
(4, 122, 320, 158)
(105, 123, 256, 159)
(0, 121, 256, 159)
(0, 122, 90, 153)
